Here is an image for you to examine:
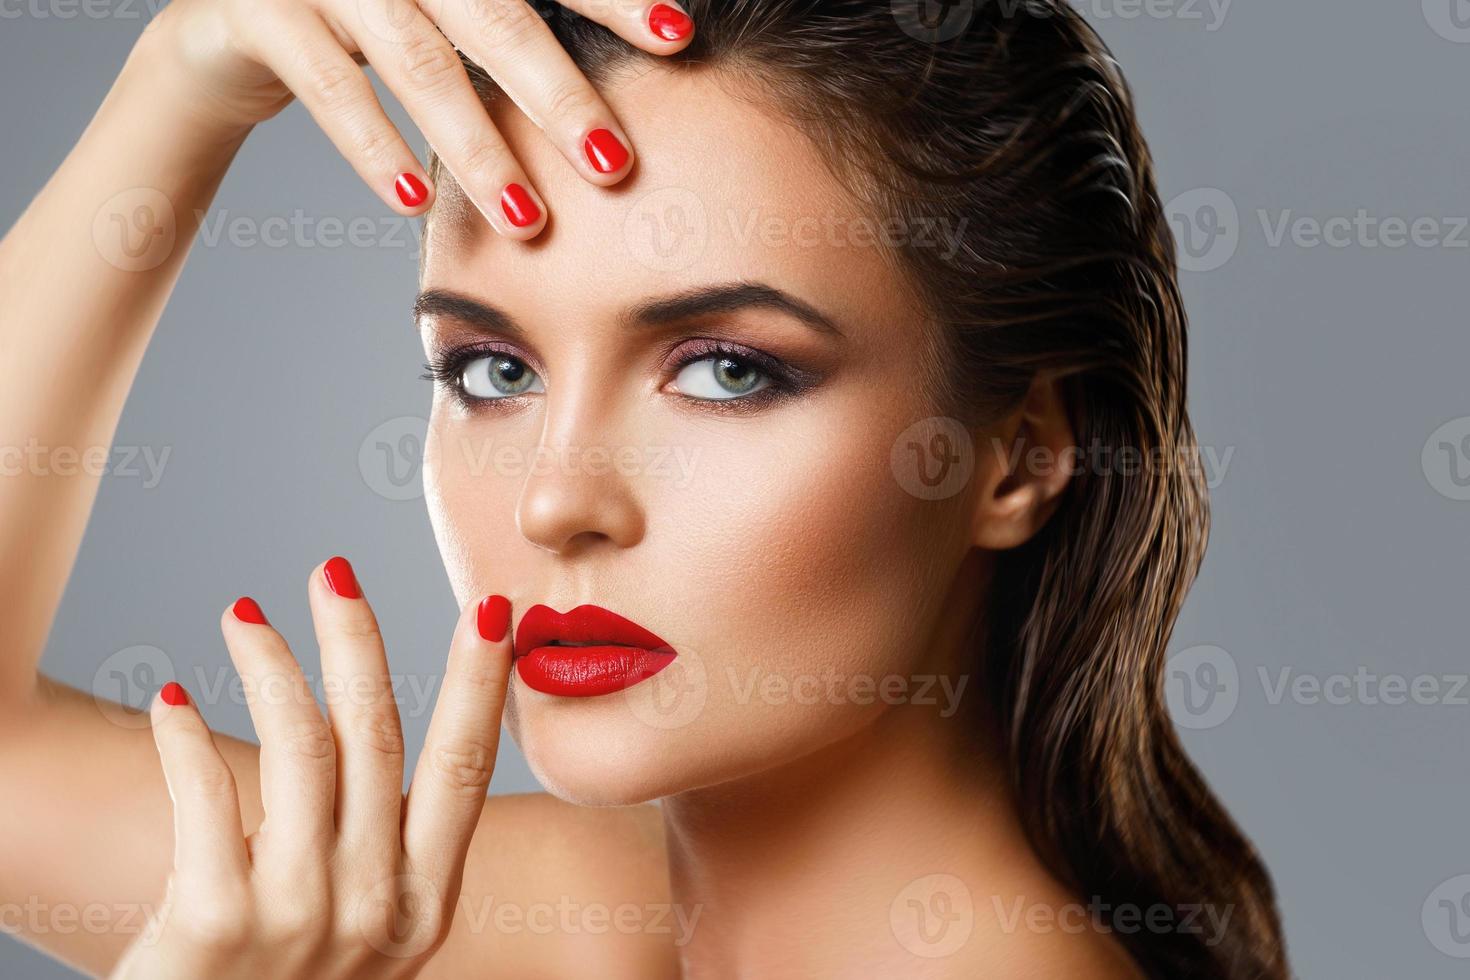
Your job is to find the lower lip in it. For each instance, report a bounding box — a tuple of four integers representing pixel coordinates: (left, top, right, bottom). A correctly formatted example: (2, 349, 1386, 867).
(515, 645, 677, 698)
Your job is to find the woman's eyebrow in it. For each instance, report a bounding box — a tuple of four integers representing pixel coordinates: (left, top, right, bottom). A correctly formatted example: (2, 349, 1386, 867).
(414, 281, 844, 339)
(623, 281, 845, 338)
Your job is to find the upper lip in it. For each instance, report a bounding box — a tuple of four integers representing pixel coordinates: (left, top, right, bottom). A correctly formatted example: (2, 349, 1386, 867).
(513, 603, 675, 659)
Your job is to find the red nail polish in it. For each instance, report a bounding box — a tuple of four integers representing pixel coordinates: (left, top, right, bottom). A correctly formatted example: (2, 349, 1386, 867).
(324, 556, 361, 599)
(161, 682, 189, 707)
(584, 129, 629, 174)
(648, 3, 692, 40)
(478, 594, 511, 643)
(501, 183, 541, 228)
(395, 173, 428, 208)
(233, 596, 268, 625)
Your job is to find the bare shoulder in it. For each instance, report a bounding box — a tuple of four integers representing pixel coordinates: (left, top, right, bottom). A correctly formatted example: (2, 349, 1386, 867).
(424, 792, 677, 980)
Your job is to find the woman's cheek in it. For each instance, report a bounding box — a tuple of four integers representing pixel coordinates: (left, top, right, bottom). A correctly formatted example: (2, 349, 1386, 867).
(649, 410, 967, 731)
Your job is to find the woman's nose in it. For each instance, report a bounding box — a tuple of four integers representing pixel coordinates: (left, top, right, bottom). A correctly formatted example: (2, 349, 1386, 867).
(513, 400, 646, 556)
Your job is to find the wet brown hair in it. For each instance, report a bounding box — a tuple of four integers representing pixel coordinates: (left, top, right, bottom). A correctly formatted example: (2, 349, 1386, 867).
(424, 2, 1287, 976)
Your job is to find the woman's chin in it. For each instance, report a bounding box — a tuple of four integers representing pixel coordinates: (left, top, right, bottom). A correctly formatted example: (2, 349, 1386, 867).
(505, 684, 711, 806)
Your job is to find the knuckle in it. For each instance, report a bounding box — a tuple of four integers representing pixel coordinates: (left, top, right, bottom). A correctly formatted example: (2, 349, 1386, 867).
(452, 137, 512, 189)
(398, 33, 463, 93)
(471, 0, 543, 50)
(283, 721, 337, 763)
(334, 610, 385, 643)
(540, 79, 597, 125)
(177, 897, 252, 952)
(300, 56, 367, 113)
(349, 711, 405, 758)
(452, 657, 509, 698)
(349, 124, 401, 170)
(263, 897, 327, 944)
(189, 761, 239, 801)
(430, 737, 495, 795)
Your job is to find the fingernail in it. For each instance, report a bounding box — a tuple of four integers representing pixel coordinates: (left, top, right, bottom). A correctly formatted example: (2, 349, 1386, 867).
(501, 183, 541, 228)
(324, 556, 361, 599)
(478, 594, 511, 643)
(395, 172, 429, 208)
(584, 129, 629, 174)
(233, 596, 269, 625)
(648, 3, 692, 40)
(160, 682, 189, 707)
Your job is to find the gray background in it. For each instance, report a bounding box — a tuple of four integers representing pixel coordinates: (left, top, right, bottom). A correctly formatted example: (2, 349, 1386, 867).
(2, 2, 1466, 976)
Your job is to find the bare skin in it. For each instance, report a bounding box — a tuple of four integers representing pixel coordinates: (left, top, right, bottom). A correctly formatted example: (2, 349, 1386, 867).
(0, 2, 1143, 977)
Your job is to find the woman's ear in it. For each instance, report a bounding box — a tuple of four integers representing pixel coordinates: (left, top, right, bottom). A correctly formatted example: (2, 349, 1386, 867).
(969, 373, 1077, 551)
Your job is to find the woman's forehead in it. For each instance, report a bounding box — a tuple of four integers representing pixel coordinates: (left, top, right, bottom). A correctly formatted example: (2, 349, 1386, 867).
(419, 67, 918, 342)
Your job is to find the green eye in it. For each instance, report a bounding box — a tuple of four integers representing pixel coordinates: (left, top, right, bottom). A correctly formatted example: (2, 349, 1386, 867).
(673, 355, 769, 400)
(461, 355, 543, 398)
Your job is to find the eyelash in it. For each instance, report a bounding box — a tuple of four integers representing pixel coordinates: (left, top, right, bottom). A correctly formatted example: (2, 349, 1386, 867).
(422, 338, 813, 414)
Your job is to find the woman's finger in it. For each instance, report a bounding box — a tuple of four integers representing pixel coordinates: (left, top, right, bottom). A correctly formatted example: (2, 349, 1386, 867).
(244, 6, 437, 217)
(332, 0, 550, 237)
(556, 0, 694, 54)
(149, 682, 250, 887)
(401, 594, 513, 882)
(305, 556, 405, 862)
(220, 597, 337, 865)
(427, 0, 643, 186)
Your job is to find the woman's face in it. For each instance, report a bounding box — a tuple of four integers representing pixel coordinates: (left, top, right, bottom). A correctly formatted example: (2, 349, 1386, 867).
(419, 65, 981, 805)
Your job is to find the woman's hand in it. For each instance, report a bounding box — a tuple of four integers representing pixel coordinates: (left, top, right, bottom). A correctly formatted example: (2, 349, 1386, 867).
(110, 558, 514, 979)
(142, 0, 694, 236)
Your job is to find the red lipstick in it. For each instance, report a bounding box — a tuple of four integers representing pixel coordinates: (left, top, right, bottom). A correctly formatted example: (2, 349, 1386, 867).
(513, 603, 677, 697)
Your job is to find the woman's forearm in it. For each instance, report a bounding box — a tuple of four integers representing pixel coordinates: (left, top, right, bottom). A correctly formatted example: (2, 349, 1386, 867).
(0, 30, 250, 702)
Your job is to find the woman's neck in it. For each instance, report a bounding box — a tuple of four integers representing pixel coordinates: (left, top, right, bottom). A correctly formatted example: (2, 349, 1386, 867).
(659, 692, 1070, 978)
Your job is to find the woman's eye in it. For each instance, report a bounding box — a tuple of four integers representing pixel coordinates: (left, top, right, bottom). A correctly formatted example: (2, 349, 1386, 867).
(673, 355, 771, 400)
(460, 354, 543, 399)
